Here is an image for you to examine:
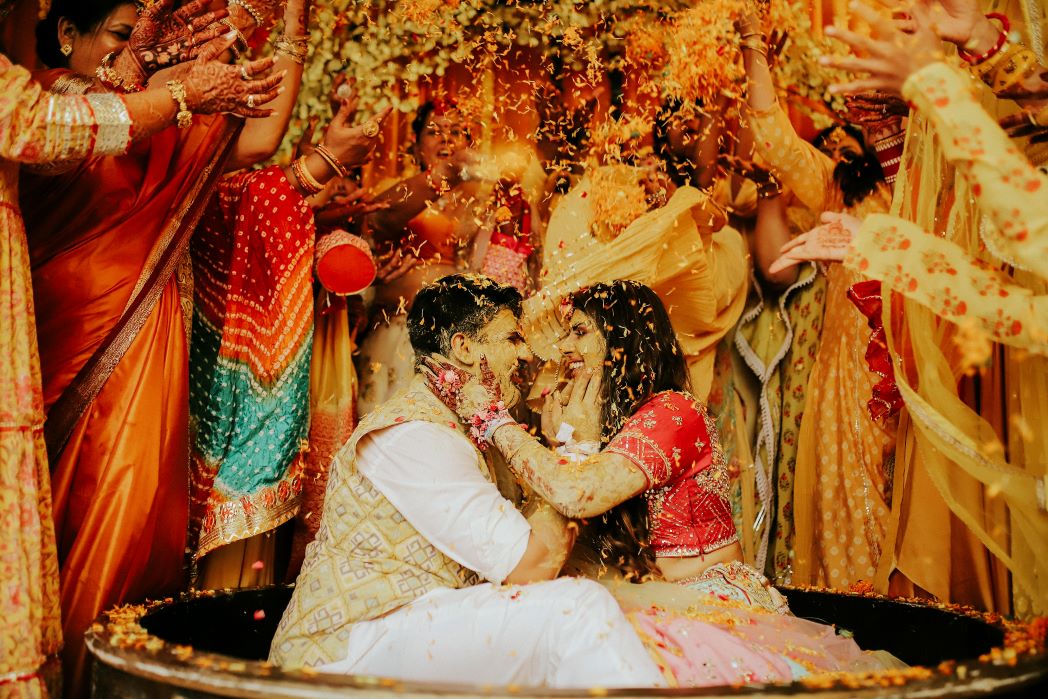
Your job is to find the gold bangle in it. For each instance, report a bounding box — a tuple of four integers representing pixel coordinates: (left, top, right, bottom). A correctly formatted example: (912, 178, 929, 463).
(314, 143, 348, 178)
(165, 80, 193, 129)
(292, 156, 324, 195)
(229, 0, 264, 26)
(274, 35, 309, 64)
(220, 18, 248, 58)
(96, 51, 144, 93)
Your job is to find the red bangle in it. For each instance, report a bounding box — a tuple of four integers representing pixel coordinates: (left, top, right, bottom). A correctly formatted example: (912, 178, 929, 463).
(959, 13, 1010, 65)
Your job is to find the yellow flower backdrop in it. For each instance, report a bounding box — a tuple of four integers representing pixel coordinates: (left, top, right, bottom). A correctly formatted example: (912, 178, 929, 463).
(277, 0, 852, 160)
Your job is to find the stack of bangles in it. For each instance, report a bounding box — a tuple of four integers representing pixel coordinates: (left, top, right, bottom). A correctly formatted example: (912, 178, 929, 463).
(291, 156, 325, 196)
(873, 132, 906, 185)
(274, 35, 309, 64)
(314, 144, 348, 178)
(739, 31, 767, 57)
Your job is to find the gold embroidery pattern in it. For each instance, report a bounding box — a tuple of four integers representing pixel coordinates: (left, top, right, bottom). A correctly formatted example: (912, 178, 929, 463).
(270, 379, 487, 668)
(606, 430, 672, 487)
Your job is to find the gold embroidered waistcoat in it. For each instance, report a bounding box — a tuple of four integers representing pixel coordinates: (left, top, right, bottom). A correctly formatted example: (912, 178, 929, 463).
(269, 376, 491, 668)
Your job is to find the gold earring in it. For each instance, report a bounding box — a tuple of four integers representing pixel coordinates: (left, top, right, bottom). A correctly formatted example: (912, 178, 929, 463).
(61, 43, 73, 57)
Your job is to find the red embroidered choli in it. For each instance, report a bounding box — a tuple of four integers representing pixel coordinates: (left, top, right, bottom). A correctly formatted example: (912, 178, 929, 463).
(605, 391, 738, 557)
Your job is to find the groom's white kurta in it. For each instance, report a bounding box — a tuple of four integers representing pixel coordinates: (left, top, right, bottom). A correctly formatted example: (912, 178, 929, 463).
(317, 420, 665, 688)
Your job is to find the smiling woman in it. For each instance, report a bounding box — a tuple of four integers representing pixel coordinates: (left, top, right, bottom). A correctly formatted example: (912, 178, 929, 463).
(35, 0, 137, 73)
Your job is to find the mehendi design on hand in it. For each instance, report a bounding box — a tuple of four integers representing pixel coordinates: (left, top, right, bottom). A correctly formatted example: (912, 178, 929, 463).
(129, 0, 229, 76)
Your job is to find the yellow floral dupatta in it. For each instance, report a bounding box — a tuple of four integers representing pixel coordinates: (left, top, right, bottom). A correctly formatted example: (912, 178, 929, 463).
(849, 51, 1048, 615)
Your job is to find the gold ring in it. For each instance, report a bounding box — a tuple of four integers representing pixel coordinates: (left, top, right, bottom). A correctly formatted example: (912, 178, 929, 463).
(241, 65, 251, 80)
(362, 121, 380, 138)
(246, 94, 256, 109)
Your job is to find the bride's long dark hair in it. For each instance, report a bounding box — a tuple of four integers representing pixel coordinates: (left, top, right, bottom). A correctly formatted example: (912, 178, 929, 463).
(570, 280, 689, 581)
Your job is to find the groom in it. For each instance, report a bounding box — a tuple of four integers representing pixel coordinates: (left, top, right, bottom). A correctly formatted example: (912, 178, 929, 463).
(270, 274, 663, 688)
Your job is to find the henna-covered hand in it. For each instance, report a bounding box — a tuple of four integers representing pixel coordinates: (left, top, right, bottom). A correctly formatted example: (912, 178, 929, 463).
(181, 34, 283, 118)
(768, 211, 860, 275)
(558, 369, 602, 444)
(844, 91, 909, 128)
(999, 110, 1048, 145)
(314, 188, 391, 228)
(996, 71, 1048, 102)
(129, 0, 229, 76)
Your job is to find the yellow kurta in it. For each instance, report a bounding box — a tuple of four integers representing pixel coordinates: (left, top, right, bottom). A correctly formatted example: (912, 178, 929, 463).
(0, 55, 130, 697)
(749, 101, 896, 589)
(846, 61, 1048, 613)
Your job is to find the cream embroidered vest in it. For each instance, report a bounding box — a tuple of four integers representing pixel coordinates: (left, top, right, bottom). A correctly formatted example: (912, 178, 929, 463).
(269, 376, 492, 668)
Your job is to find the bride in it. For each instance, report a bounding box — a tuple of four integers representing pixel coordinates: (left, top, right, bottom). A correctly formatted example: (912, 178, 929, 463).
(425, 279, 894, 684)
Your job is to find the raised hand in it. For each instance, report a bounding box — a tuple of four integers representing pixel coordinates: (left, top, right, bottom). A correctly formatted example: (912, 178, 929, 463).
(293, 116, 321, 159)
(768, 211, 860, 275)
(823, 1, 944, 95)
(420, 355, 473, 415)
(314, 188, 391, 228)
(719, 153, 777, 187)
(181, 35, 283, 118)
(320, 98, 393, 170)
(901, 0, 990, 48)
(129, 0, 229, 76)
(373, 249, 419, 284)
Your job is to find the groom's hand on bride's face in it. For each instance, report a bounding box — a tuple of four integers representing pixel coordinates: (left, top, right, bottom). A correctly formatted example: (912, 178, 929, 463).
(560, 369, 602, 444)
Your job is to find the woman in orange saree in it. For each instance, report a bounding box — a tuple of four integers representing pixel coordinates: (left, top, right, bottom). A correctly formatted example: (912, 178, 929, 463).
(18, 0, 285, 693)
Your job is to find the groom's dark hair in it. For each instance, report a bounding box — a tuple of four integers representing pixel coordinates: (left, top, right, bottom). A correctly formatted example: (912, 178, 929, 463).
(407, 274, 523, 360)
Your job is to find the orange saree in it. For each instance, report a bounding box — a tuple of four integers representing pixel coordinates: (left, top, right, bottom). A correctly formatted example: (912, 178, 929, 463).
(19, 69, 234, 697)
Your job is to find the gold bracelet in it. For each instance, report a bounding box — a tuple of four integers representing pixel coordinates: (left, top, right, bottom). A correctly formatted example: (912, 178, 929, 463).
(220, 18, 248, 59)
(274, 35, 309, 64)
(229, 0, 264, 26)
(96, 51, 144, 93)
(314, 143, 348, 178)
(292, 156, 324, 195)
(740, 41, 768, 57)
(165, 80, 193, 129)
